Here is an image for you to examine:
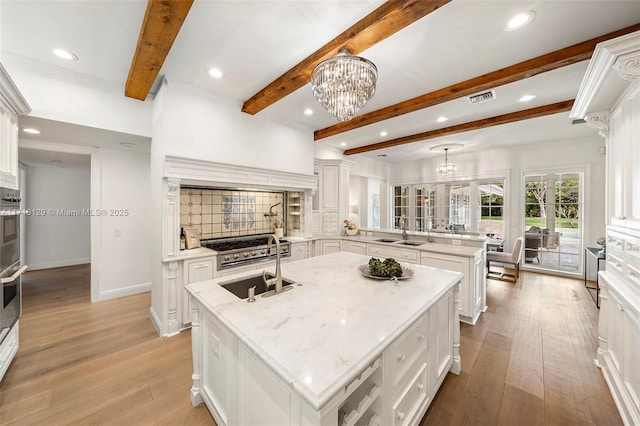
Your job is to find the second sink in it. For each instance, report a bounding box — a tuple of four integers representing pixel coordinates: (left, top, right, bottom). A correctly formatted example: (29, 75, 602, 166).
(375, 238, 399, 243)
(394, 240, 425, 246)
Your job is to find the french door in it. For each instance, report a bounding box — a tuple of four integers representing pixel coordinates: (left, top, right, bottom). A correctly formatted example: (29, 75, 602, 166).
(523, 172, 583, 273)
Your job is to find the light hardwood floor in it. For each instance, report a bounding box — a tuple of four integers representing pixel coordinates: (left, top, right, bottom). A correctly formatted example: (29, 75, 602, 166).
(0, 264, 622, 425)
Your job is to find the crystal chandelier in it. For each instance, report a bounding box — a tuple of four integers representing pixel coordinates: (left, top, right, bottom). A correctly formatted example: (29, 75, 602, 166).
(437, 147, 457, 175)
(311, 48, 377, 122)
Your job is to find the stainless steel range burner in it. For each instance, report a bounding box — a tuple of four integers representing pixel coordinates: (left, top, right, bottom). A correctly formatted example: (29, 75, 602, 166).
(201, 234, 290, 269)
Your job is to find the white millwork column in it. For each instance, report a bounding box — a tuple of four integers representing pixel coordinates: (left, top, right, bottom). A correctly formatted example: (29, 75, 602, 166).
(164, 178, 181, 336)
(451, 281, 462, 375)
(190, 304, 203, 406)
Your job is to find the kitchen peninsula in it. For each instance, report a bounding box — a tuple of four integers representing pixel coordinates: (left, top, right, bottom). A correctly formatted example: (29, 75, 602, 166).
(186, 251, 462, 426)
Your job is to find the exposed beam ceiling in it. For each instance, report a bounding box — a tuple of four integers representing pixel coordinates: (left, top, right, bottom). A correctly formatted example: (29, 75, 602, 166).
(125, 0, 194, 101)
(241, 0, 451, 115)
(316, 23, 640, 141)
(343, 100, 575, 155)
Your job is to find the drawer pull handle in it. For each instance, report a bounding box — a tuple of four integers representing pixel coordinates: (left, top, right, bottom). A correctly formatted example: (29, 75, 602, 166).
(618, 304, 624, 312)
(398, 354, 406, 362)
(398, 411, 405, 420)
(629, 270, 636, 277)
(616, 263, 622, 268)
(417, 383, 425, 391)
(418, 334, 425, 341)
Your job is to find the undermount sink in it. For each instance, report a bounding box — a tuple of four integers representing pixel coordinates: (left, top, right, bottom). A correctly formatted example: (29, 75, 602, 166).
(220, 273, 295, 299)
(394, 240, 426, 246)
(375, 238, 399, 243)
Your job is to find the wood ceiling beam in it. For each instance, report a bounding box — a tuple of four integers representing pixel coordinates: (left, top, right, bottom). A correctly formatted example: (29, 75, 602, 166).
(342, 100, 575, 155)
(241, 0, 451, 115)
(316, 23, 640, 141)
(125, 0, 194, 101)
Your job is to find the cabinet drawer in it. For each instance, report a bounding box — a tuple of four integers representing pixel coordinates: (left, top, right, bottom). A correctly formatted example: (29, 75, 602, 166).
(608, 231, 626, 252)
(625, 235, 640, 263)
(367, 244, 419, 264)
(607, 252, 625, 275)
(342, 241, 367, 255)
(392, 361, 428, 426)
(387, 314, 428, 388)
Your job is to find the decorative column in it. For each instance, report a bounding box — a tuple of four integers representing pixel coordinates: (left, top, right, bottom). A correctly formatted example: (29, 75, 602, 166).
(164, 177, 181, 336)
(190, 304, 203, 406)
(450, 281, 462, 375)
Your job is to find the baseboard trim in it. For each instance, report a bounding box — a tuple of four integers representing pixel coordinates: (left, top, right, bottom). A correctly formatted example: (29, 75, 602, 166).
(27, 258, 91, 271)
(149, 306, 162, 336)
(98, 282, 151, 301)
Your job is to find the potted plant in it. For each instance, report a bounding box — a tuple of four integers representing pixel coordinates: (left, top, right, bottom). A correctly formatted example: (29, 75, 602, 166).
(344, 220, 358, 236)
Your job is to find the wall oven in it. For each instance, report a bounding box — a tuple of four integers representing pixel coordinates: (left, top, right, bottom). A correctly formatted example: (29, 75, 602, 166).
(1, 186, 26, 345)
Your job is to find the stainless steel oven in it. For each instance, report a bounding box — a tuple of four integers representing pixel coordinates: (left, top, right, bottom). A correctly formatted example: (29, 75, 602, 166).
(0, 186, 26, 345)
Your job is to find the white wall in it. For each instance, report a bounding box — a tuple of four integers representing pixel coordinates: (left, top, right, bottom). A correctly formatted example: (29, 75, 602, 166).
(25, 165, 91, 270)
(98, 148, 151, 299)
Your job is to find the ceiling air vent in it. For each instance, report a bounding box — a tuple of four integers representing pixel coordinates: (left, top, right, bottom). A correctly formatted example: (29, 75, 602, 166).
(572, 118, 586, 125)
(468, 90, 496, 104)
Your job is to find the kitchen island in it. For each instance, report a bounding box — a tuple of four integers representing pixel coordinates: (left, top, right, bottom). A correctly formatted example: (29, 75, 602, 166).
(186, 251, 463, 426)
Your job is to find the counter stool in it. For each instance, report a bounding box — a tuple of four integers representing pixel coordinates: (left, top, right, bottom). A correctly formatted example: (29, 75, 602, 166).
(487, 237, 524, 283)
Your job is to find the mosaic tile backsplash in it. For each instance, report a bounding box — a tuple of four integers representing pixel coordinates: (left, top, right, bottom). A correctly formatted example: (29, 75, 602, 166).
(180, 188, 285, 240)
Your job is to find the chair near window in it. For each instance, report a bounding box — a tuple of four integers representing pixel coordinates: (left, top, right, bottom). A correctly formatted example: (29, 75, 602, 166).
(486, 237, 524, 283)
(524, 232, 542, 263)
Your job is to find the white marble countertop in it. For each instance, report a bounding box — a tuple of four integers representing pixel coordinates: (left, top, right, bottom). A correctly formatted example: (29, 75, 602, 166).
(162, 247, 216, 263)
(186, 251, 463, 410)
(344, 235, 483, 257)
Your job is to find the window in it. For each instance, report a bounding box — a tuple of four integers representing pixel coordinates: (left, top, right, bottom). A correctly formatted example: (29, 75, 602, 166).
(524, 172, 582, 273)
(478, 179, 504, 238)
(391, 178, 505, 234)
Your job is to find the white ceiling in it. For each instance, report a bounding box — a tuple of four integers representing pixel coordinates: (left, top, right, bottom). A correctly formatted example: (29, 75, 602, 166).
(1, 0, 639, 164)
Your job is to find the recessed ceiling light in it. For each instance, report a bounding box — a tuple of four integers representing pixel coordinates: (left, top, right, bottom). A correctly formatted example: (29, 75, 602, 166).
(506, 11, 535, 31)
(519, 94, 536, 102)
(52, 48, 78, 61)
(380, 131, 388, 137)
(119, 142, 137, 148)
(304, 108, 313, 115)
(377, 154, 387, 157)
(51, 159, 63, 164)
(23, 128, 41, 134)
(207, 68, 223, 78)
(340, 142, 347, 147)
(436, 116, 448, 123)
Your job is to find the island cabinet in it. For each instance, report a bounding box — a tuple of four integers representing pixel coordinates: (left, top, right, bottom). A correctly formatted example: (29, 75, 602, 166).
(193, 289, 456, 426)
(186, 252, 462, 426)
(420, 251, 484, 325)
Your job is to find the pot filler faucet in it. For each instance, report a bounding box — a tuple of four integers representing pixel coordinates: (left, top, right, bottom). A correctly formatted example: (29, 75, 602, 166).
(263, 234, 283, 294)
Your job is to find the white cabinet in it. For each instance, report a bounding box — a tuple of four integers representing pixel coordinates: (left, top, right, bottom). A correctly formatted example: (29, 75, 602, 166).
(0, 64, 30, 190)
(201, 311, 233, 426)
(0, 319, 19, 382)
(342, 240, 367, 255)
(608, 93, 640, 229)
(421, 251, 485, 325)
(313, 159, 350, 236)
(183, 257, 215, 326)
(290, 241, 308, 261)
(600, 271, 640, 425)
(321, 239, 342, 255)
(367, 243, 420, 264)
(429, 290, 454, 396)
(578, 32, 640, 425)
